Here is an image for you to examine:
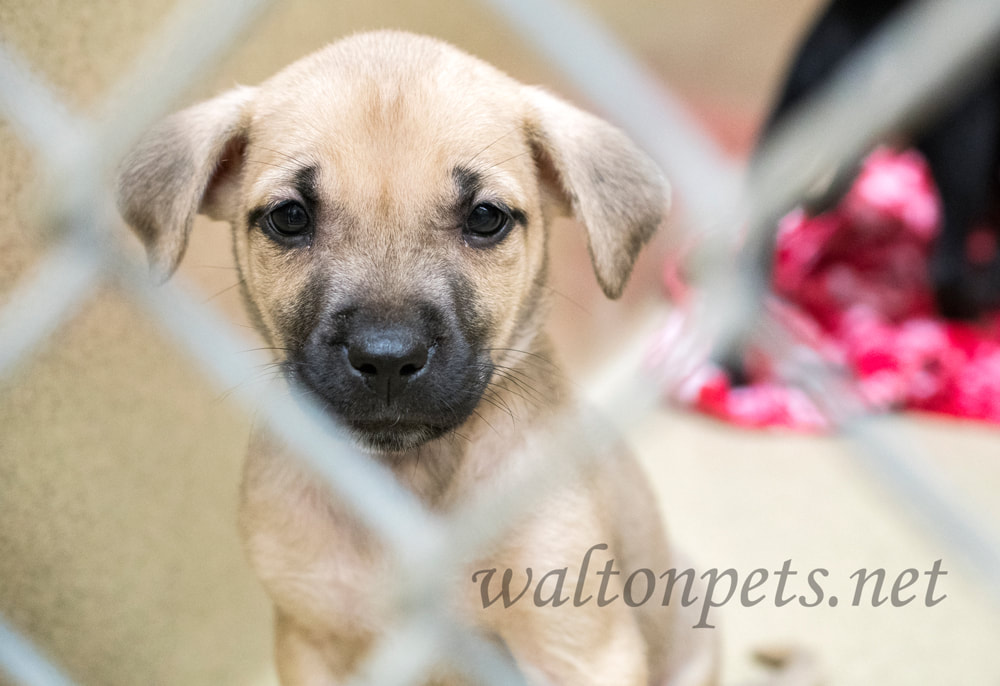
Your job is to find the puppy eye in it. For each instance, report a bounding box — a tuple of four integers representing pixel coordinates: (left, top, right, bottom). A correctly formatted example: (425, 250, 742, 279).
(464, 203, 511, 244)
(266, 201, 311, 239)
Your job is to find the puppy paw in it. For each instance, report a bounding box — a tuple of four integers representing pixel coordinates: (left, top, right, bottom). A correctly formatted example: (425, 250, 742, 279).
(748, 643, 822, 686)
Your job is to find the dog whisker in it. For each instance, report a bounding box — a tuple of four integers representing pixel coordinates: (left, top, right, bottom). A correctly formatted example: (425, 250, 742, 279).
(245, 157, 307, 175)
(479, 372, 538, 409)
(192, 263, 238, 271)
(446, 429, 471, 445)
(476, 148, 533, 172)
(239, 345, 293, 355)
(477, 389, 517, 425)
(488, 369, 545, 405)
(473, 361, 547, 398)
(463, 124, 521, 168)
(247, 143, 309, 167)
(539, 284, 593, 315)
(470, 408, 499, 437)
(483, 347, 560, 369)
(216, 366, 286, 403)
(491, 362, 549, 385)
(202, 278, 245, 304)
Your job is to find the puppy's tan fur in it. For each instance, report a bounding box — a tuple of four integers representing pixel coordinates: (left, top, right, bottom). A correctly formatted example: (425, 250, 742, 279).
(118, 31, 720, 685)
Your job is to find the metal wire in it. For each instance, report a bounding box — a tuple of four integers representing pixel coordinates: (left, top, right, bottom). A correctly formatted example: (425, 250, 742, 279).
(0, 45, 80, 170)
(1, 0, 1000, 683)
(0, 236, 103, 383)
(0, 621, 75, 686)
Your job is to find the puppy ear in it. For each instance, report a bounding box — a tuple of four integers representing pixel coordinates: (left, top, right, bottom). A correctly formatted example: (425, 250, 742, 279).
(524, 87, 669, 299)
(116, 86, 256, 280)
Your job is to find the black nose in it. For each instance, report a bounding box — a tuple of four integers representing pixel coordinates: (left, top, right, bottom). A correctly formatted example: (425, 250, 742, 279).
(346, 325, 430, 403)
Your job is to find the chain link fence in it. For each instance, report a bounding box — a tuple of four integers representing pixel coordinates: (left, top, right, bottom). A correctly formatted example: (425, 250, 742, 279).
(2, 0, 1000, 683)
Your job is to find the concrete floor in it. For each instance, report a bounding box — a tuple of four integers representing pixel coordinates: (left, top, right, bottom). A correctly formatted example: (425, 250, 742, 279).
(1, 0, 999, 684)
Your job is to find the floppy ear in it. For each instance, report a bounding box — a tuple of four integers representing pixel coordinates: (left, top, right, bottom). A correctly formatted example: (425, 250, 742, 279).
(523, 87, 669, 299)
(116, 86, 256, 280)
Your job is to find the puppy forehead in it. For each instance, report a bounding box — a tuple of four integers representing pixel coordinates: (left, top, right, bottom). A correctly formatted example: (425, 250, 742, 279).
(245, 33, 532, 207)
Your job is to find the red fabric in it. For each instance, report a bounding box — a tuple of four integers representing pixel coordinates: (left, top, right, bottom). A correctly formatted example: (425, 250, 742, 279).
(662, 148, 1000, 430)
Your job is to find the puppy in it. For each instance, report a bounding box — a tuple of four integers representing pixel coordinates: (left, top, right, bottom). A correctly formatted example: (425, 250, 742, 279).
(760, 0, 1000, 320)
(117, 31, 719, 685)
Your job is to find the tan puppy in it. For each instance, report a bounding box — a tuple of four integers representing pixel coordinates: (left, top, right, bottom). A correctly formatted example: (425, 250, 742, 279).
(117, 31, 719, 685)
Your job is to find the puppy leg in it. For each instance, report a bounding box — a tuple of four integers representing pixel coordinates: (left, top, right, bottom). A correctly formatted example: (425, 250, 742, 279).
(746, 645, 822, 686)
(661, 593, 719, 686)
(661, 635, 716, 686)
(500, 601, 650, 686)
(274, 614, 344, 686)
(475, 519, 654, 686)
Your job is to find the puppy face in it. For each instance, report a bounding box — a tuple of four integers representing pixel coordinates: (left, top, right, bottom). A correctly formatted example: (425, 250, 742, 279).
(117, 31, 668, 452)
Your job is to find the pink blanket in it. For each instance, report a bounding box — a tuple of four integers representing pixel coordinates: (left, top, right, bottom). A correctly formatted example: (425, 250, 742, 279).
(664, 148, 1000, 430)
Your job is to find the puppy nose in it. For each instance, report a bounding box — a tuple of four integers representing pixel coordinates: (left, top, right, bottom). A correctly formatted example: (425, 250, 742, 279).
(346, 326, 430, 402)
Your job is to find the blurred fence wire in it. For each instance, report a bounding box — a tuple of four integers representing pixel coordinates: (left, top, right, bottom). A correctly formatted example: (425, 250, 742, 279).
(2, 0, 1000, 683)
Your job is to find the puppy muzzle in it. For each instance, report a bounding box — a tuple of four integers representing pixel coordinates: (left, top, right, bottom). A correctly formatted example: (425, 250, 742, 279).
(288, 301, 491, 451)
